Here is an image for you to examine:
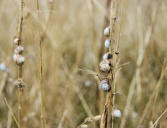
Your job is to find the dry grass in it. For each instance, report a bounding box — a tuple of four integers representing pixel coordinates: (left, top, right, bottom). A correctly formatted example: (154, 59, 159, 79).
(0, 0, 167, 128)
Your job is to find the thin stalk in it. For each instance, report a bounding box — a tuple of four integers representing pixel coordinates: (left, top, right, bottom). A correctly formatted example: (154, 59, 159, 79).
(17, 0, 24, 128)
(100, 0, 117, 128)
(98, 0, 112, 115)
(99, 0, 111, 60)
(78, 115, 101, 128)
(4, 98, 19, 128)
(36, 1, 46, 128)
(36, 1, 54, 128)
(39, 39, 46, 128)
(137, 62, 167, 128)
(109, 1, 117, 128)
(116, 0, 126, 51)
(109, 0, 126, 127)
(153, 108, 167, 128)
(120, 1, 162, 127)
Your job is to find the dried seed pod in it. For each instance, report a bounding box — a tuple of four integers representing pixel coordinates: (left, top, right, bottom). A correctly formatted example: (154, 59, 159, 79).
(13, 54, 25, 65)
(103, 52, 112, 60)
(14, 46, 24, 54)
(100, 79, 110, 91)
(14, 79, 25, 88)
(13, 37, 20, 45)
(104, 39, 111, 48)
(99, 59, 111, 72)
(104, 26, 110, 37)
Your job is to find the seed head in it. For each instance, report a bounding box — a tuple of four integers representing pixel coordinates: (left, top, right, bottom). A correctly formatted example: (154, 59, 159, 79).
(100, 79, 110, 91)
(104, 26, 110, 37)
(103, 52, 112, 60)
(99, 59, 111, 72)
(14, 46, 24, 54)
(13, 54, 25, 66)
(104, 39, 111, 48)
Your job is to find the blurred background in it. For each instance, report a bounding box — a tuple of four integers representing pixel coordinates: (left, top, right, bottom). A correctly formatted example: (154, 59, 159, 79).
(0, 0, 167, 128)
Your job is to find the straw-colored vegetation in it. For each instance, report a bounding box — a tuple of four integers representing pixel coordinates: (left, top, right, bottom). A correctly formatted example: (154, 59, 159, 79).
(0, 0, 167, 128)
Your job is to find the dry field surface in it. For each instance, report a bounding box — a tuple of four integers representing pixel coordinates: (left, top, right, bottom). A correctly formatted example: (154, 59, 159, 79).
(0, 0, 167, 128)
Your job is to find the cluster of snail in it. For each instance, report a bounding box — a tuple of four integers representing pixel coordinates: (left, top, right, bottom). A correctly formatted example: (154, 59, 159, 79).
(99, 26, 113, 92)
(13, 37, 25, 89)
(13, 38, 25, 66)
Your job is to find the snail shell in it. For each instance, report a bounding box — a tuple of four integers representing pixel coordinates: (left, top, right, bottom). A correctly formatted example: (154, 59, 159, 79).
(13, 54, 25, 66)
(14, 46, 24, 54)
(99, 59, 111, 72)
(103, 52, 112, 60)
(104, 39, 111, 48)
(100, 79, 110, 91)
(104, 26, 110, 37)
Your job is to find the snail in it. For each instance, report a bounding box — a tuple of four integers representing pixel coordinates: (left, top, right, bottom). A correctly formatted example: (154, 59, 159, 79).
(104, 39, 111, 49)
(14, 46, 24, 54)
(100, 79, 111, 91)
(104, 26, 110, 37)
(13, 37, 20, 45)
(0, 63, 6, 71)
(99, 59, 111, 72)
(13, 54, 25, 66)
(103, 52, 112, 60)
(14, 79, 25, 89)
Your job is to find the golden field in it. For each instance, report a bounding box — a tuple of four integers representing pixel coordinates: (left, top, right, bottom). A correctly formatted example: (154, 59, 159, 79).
(0, 0, 167, 128)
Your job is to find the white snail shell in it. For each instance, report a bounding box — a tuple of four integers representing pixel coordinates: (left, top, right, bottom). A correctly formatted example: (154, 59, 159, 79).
(113, 109, 121, 118)
(14, 46, 24, 54)
(104, 26, 110, 37)
(13, 38, 19, 45)
(100, 79, 110, 91)
(13, 54, 17, 61)
(103, 52, 112, 60)
(99, 59, 110, 72)
(104, 39, 111, 48)
(13, 54, 25, 65)
(0, 63, 6, 71)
